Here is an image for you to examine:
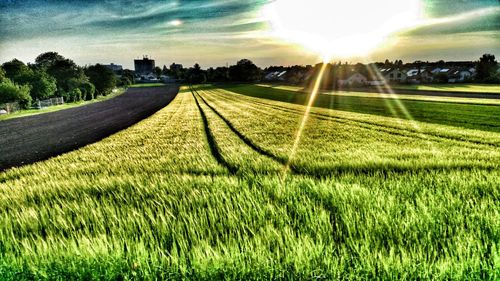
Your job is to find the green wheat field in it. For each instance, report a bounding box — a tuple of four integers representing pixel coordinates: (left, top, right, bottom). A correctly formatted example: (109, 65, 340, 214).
(0, 85, 499, 280)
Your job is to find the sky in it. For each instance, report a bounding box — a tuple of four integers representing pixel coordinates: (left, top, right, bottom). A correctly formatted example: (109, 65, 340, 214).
(0, 0, 499, 69)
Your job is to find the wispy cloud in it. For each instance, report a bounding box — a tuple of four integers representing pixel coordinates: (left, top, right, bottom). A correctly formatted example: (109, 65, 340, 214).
(405, 6, 500, 36)
(0, 0, 498, 67)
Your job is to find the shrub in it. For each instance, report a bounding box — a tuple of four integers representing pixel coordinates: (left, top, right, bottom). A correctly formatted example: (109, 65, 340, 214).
(80, 82, 95, 100)
(0, 79, 32, 109)
(120, 77, 132, 88)
(69, 88, 82, 102)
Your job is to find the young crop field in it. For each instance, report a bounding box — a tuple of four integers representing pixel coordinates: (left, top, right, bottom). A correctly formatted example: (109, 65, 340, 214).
(0, 86, 499, 280)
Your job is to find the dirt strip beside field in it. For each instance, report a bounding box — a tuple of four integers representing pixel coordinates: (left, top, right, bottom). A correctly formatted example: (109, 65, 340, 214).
(0, 85, 179, 171)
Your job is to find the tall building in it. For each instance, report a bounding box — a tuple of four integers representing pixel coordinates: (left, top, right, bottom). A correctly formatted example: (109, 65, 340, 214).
(134, 56, 155, 75)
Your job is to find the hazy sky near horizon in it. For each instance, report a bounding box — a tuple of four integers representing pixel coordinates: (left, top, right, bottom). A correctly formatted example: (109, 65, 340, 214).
(0, 0, 499, 68)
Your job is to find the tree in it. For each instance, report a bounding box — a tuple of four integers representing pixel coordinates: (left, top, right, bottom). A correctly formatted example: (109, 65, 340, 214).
(2, 59, 57, 101)
(35, 52, 65, 69)
(85, 64, 116, 96)
(2, 59, 31, 80)
(0, 79, 32, 109)
(228, 59, 261, 82)
(120, 76, 132, 87)
(35, 52, 88, 95)
(68, 88, 82, 102)
(154, 66, 162, 78)
(80, 82, 95, 101)
(49, 59, 87, 93)
(0, 67, 6, 82)
(122, 69, 135, 85)
(187, 63, 206, 84)
(435, 73, 449, 84)
(27, 71, 57, 100)
(476, 54, 498, 82)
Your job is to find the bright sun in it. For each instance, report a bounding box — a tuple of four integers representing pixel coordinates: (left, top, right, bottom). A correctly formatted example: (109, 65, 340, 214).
(263, 0, 423, 61)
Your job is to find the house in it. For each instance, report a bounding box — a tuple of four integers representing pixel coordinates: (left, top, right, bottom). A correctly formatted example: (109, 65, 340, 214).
(338, 72, 367, 86)
(406, 68, 421, 83)
(431, 67, 442, 74)
(160, 75, 176, 83)
(406, 68, 433, 83)
(138, 73, 160, 82)
(264, 71, 280, 81)
(277, 71, 287, 80)
(419, 70, 434, 83)
(448, 69, 472, 83)
(380, 68, 407, 83)
(264, 71, 287, 81)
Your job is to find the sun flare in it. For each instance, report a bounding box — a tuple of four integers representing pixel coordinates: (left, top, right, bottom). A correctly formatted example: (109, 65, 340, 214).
(264, 0, 424, 60)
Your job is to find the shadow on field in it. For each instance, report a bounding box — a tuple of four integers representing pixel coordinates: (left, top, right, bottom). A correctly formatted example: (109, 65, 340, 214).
(0, 85, 179, 171)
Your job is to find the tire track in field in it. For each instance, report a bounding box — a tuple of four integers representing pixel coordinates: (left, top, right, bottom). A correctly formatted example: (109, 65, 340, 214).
(204, 89, 447, 145)
(207, 89, 499, 148)
(195, 87, 497, 176)
(190, 87, 238, 175)
(193, 88, 289, 166)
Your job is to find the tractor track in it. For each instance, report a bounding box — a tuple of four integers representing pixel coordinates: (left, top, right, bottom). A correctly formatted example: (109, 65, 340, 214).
(206, 89, 499, 148)
(191, 87, 239, 175)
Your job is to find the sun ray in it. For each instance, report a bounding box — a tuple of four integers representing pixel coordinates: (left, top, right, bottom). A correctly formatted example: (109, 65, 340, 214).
(284, 62, 328, 174)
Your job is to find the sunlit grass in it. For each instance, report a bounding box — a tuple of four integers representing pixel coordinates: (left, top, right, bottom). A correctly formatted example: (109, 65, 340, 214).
(220, 84, 500, 132)
(256, 83, 500, 105)
(0, 86, 498, 279)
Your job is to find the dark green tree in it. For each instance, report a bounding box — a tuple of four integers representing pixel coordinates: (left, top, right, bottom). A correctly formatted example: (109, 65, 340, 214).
(154, 66, 162, 78)
(80, 81, 95, 101)
(476, 54, 498, 82)
(35, 52, 65, 69)
(2, 59, 31, 80)
(120, 76, 132, 87)
(2, 59, 57, 100)
(35, 52, 88, 95)
(122, 69, 135, 85)
(228, 59, 261, 82)
(27, 71, 57, 100)
(85, 64, 116, 96)
(187, 63, 206, 84)
(0, 67, 5, 82)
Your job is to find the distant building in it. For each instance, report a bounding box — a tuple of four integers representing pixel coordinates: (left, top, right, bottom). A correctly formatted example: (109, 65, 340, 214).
(134, 56, 155, 75)
(405, 68, 433, 83)
(448, 69, 472, 83)
(380, 68, 407, 83)
(338, 72, 367, 86)
(104, 63, 123, 73)
(264, 71, 287, 81)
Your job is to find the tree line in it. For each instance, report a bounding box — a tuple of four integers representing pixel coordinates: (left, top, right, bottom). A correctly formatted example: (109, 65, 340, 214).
(162, 54, 498, 87)
(159, 59, 262, 84)
(0, 52, 118, 109)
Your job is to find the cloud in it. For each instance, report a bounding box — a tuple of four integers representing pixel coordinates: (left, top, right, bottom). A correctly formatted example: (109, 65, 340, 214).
(405, 7, 500, 36)
(0, 0, 270, 40)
